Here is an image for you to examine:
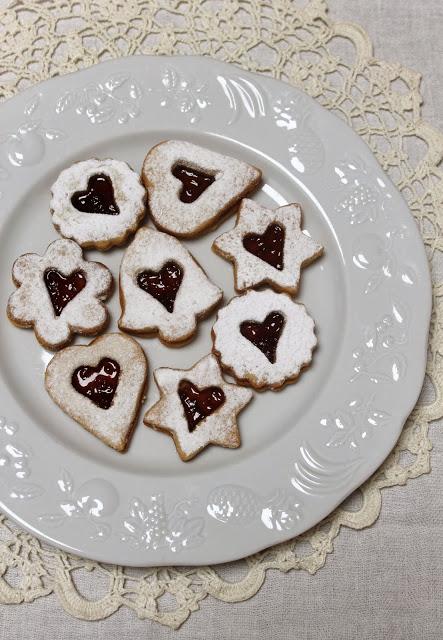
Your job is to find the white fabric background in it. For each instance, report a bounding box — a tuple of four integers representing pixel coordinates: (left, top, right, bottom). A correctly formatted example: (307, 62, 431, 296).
(0, 1, 442, 638)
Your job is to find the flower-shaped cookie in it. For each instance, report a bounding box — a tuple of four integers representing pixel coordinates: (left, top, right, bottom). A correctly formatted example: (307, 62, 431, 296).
(7, 239, 113, 350)
(144, 354, 253, 461)
(213, 199, 323, 295)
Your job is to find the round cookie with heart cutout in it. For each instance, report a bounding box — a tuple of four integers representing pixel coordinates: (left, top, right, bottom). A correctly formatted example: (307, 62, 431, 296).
(50, 158, 146, 250)
(213, 199, 323, 295)
(144, 353, 253, 461)
(142, 140, 261, 238)
(212, 289, 317, 390)
(118, 227, 223, 344)
(45, 333, 148, 452)
(7, 238, 113, 350)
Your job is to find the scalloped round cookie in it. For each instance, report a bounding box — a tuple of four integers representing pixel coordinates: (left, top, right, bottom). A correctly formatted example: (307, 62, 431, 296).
(50, 158, 146, 250)
(212, 289, 317, 390)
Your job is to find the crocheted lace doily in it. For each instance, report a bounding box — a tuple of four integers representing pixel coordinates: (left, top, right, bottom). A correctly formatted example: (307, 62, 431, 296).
(0, 0, 441, 629)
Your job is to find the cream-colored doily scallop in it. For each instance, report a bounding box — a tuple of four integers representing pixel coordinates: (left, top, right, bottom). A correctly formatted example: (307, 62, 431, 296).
(0, 0, 441, 629)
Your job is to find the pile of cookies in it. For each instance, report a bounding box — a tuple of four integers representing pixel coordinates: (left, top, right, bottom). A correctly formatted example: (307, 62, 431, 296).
(7, 140, 323, 461)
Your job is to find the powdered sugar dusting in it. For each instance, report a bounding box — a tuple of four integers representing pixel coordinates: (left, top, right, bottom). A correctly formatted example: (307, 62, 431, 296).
(212, 290, 317, 389)
(119, 227, 222, 343)
(45, 333, 147, 451)
(213, 199, 323, 294)
(7, 239, 112, 350)
(144, 354, 253, 460)
(50, 158, 146, 249)
(142, 140, 261, 237)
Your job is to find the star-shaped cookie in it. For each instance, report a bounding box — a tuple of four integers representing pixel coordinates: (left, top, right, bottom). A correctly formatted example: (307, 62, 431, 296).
(213, 199, 323, 295)
(144, 354, 253, 461)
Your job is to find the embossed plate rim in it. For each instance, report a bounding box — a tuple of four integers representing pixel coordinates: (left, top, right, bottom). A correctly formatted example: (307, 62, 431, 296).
(0, 55, 431, 565)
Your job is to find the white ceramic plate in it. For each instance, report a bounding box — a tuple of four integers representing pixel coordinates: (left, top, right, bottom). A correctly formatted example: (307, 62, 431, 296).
(0, 56, 431, 566)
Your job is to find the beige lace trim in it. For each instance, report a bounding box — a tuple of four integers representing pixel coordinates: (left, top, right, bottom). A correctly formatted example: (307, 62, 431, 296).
(0, 0, 441, 629)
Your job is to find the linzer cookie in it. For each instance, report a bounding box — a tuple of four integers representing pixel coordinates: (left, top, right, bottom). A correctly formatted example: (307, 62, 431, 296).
(45, 333, 148, 452)
(7, 239, 112, 350)
(144, 354, 252, 461)
(212, 289, 317, 390)
(50, 158, 146, 250)
(213, 199, 323, 295)
(142, 140, 261, 237)
(119, 227, 222, 344)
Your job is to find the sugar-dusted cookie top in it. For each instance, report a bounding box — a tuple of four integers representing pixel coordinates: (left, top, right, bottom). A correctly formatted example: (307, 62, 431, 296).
(144, 354, 253, 461)
(45, 333, 147, 451)
(7, 238, 112, 350)
(50, 158, 146, 250)
(213, 199, 323, 295)
(119, 227, 223, 344)
(142, 140, 261, 237)
(212, 289, 317, 390)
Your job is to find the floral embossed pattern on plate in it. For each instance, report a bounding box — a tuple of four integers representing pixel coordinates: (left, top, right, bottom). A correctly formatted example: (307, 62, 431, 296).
(0, 55, 431, 566)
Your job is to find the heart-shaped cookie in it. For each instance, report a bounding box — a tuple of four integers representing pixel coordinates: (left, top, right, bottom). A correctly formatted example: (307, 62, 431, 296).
(45, 333, 148, 451)
(242, 223, 285, 271)
(43, 268, 87, 316)
(142, 140, 261, 237)
(136, 261, 183, 313)
(177, 379, 226, 432)
(71, 173, 120, 215)
(240, 311, 285, 363)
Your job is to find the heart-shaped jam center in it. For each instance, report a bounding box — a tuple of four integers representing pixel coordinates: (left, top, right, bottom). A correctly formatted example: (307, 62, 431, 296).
(137, 261, 183, 313)
(172, 164, 215, 203)
(178, 379, 225, 432)
(44, 268, 86, 316)
(242, 222, 285, 270)
(72, 358, 120, 410)
(71, 173, 120, 215)
(240, 311, 285, 363)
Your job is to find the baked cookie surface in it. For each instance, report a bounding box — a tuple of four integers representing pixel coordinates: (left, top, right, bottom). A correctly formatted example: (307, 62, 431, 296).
(50, 158, 146, 250)
(142, 140, 261, 237)
(144, 354, 253, 461)
(212, 289, 317, 390)
(213, 199, 323, 294)
(7, 238, 112, 350)
(45, 333, 148, 452)
(119, 227, 222, 344)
